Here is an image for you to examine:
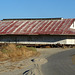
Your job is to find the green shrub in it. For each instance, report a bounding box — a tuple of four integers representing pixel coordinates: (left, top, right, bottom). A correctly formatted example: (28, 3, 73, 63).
(27, 47, 37, 51)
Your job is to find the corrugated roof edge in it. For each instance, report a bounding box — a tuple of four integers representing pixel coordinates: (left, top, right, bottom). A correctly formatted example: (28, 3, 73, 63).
(0, 34, 75, 36)
(2, 18, 63, 21)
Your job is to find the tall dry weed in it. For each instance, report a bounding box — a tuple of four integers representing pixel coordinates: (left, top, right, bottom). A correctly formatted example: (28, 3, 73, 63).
(0, 44, 39, 62)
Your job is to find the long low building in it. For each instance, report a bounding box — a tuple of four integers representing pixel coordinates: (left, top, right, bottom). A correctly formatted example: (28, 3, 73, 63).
(0, 18, 75, 45)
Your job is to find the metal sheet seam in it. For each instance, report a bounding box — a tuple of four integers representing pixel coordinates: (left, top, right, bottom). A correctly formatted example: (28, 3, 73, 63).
(47, 21, 56, 32)
(30, 21, 44, 33)
(28, 20, 42, 33)
(19, 21, 29, 33)
(63, 19, 74, 34)
(1, 21, 13, 32)
(0, 22, 8, 30)
(12, 21, 26, 33)
(22, 21, 36, 33)
(61, 20, 70, 34)
(56, 20, 65, 31)
(19, 21, 31, 32)
(45, 21, 53, 31)
(59, 19, 68, 31)
(54, 20, 62, 31)
(0, 22, 11, 31)
(47, 21, 56, 33)
(51, 21, 62, 32)
(0, 22, 6, 27)
(34, 20, 48, 32)
(6, 21, 17, 32)
(49, 21, 58, 31)
(60, 19, 70, 33)
(40, 20, 50, 31)
(63, 19, 72, 31)
(26, 21, 37, 32)
(38, 21, 49, 32)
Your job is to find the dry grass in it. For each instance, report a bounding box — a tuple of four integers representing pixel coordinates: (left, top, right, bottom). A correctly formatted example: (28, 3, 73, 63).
(0, 44, 40, 62)
(72, 55, 75, 64)
(45, 46, 51, 48)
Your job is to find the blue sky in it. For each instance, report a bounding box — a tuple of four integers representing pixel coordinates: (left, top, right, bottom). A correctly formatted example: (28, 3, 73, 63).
(0, 0, 75, 20)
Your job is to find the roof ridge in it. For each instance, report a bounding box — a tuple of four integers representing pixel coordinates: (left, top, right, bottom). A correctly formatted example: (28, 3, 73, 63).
(2, 18, 63, 21)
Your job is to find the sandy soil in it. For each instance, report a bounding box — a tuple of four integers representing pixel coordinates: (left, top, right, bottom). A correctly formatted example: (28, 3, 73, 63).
(0, 48, 72, 75)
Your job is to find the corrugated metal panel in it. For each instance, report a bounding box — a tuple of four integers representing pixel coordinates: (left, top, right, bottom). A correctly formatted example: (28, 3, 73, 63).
(0, 19, 75, 35)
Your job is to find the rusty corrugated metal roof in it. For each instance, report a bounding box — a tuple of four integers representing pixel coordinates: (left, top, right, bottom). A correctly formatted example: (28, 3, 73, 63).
(0, 18, 75, 35)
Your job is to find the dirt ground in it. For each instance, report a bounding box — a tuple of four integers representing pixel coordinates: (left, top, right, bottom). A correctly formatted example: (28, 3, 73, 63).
(0, 48, 74, 75)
